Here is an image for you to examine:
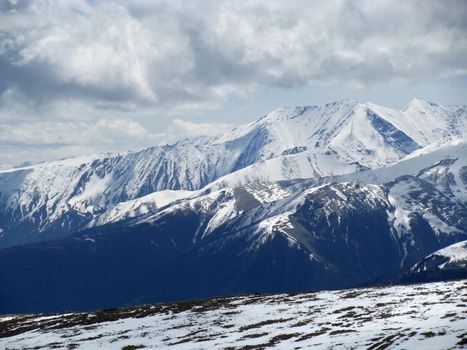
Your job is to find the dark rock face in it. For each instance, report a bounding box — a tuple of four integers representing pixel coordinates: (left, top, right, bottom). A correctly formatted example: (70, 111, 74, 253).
(367, 110, 421, 154)
(0, 208, 93, 249)
(0, 214, 320, 313)
(281, 146, 308, 156)
(460, 166, 467, 185)
(385, 175, 467, 267)
(290, 184, 401, 284)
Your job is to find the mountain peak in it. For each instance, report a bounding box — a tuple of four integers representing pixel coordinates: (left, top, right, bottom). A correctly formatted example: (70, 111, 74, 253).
(323, 98, 358, 108)
(404, 98, 438, 111)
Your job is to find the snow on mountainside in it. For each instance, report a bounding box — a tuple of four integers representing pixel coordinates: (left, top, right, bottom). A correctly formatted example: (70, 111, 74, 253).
(1, 280, 466, 349)
(369, 98, 466, 146)
(90, 190, 194, 226)
(403, 241, 467, 283)
(96, 141, 467, 235)
(342, 140, 467, 187)
(412, 240, 467, 272)
(201, 150, 361, 192)
(0, 99, 466, 249)
(433, 240, 467, 264)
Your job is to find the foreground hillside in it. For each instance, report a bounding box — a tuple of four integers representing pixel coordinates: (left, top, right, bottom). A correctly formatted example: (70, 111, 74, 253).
(1, 280, 466, 349)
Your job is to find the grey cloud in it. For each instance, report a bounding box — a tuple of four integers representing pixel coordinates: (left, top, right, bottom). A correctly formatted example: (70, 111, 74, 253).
(0, 56, 145, 108)
(187, 29, 257, 86)
(1, 0, 466, 116)
(320, 55, 395, 85)
(0, 0, 31, 13)
(0, 0, 466, 165)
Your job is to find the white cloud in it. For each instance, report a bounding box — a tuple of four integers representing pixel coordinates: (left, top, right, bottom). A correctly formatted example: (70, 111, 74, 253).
(1, 0, 466, 115)
(0, 118, 151, 163)
(0, 0, 466, 163)
(167, 119, 235, 139)
(0, 116, 237, 165)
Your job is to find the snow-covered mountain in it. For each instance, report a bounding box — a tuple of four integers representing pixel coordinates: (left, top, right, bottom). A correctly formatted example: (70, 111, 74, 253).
(401, 240, 467, 283)
(92, 141, 467, 263)
(1, 98, 467, 314)
(414, 240, 467, 271)
(0, 99, 466, 248)
(1, 141, 466, 313)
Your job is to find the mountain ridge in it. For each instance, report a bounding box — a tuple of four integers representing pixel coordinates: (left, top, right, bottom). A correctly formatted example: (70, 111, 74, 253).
(1, 98, 465, 249)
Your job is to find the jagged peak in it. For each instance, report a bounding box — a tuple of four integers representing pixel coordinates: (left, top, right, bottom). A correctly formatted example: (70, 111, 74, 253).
(404, 98, 439, 111)
(265, 98, 358, 120)
(321, 98, 358, 109)
(330, 97, 358, 105)
(257, 105, 317, 122)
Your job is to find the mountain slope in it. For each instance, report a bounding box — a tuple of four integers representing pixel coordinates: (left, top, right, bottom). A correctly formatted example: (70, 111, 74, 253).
(401, 240, 467, 283)
(1, 143, 466, 313)
(1, 280, 466, 350)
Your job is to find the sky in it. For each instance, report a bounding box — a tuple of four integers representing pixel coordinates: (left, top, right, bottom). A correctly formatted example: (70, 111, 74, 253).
(0, 0, 467, 165)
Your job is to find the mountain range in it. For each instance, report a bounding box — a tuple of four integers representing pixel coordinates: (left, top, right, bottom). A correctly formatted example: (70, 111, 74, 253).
(0, 98, 466, 313)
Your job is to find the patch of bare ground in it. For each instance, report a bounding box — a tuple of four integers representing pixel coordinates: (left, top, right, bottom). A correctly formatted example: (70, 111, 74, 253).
(239, 318, 292, 331)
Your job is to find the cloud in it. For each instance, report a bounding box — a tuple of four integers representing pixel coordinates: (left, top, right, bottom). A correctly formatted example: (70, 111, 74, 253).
(0, 0, 466, 163)
(167, 119, 235, 139)
(0, 118, 152, 163)
(0, 0, 466, 116)
(0, 116, 236, 165)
